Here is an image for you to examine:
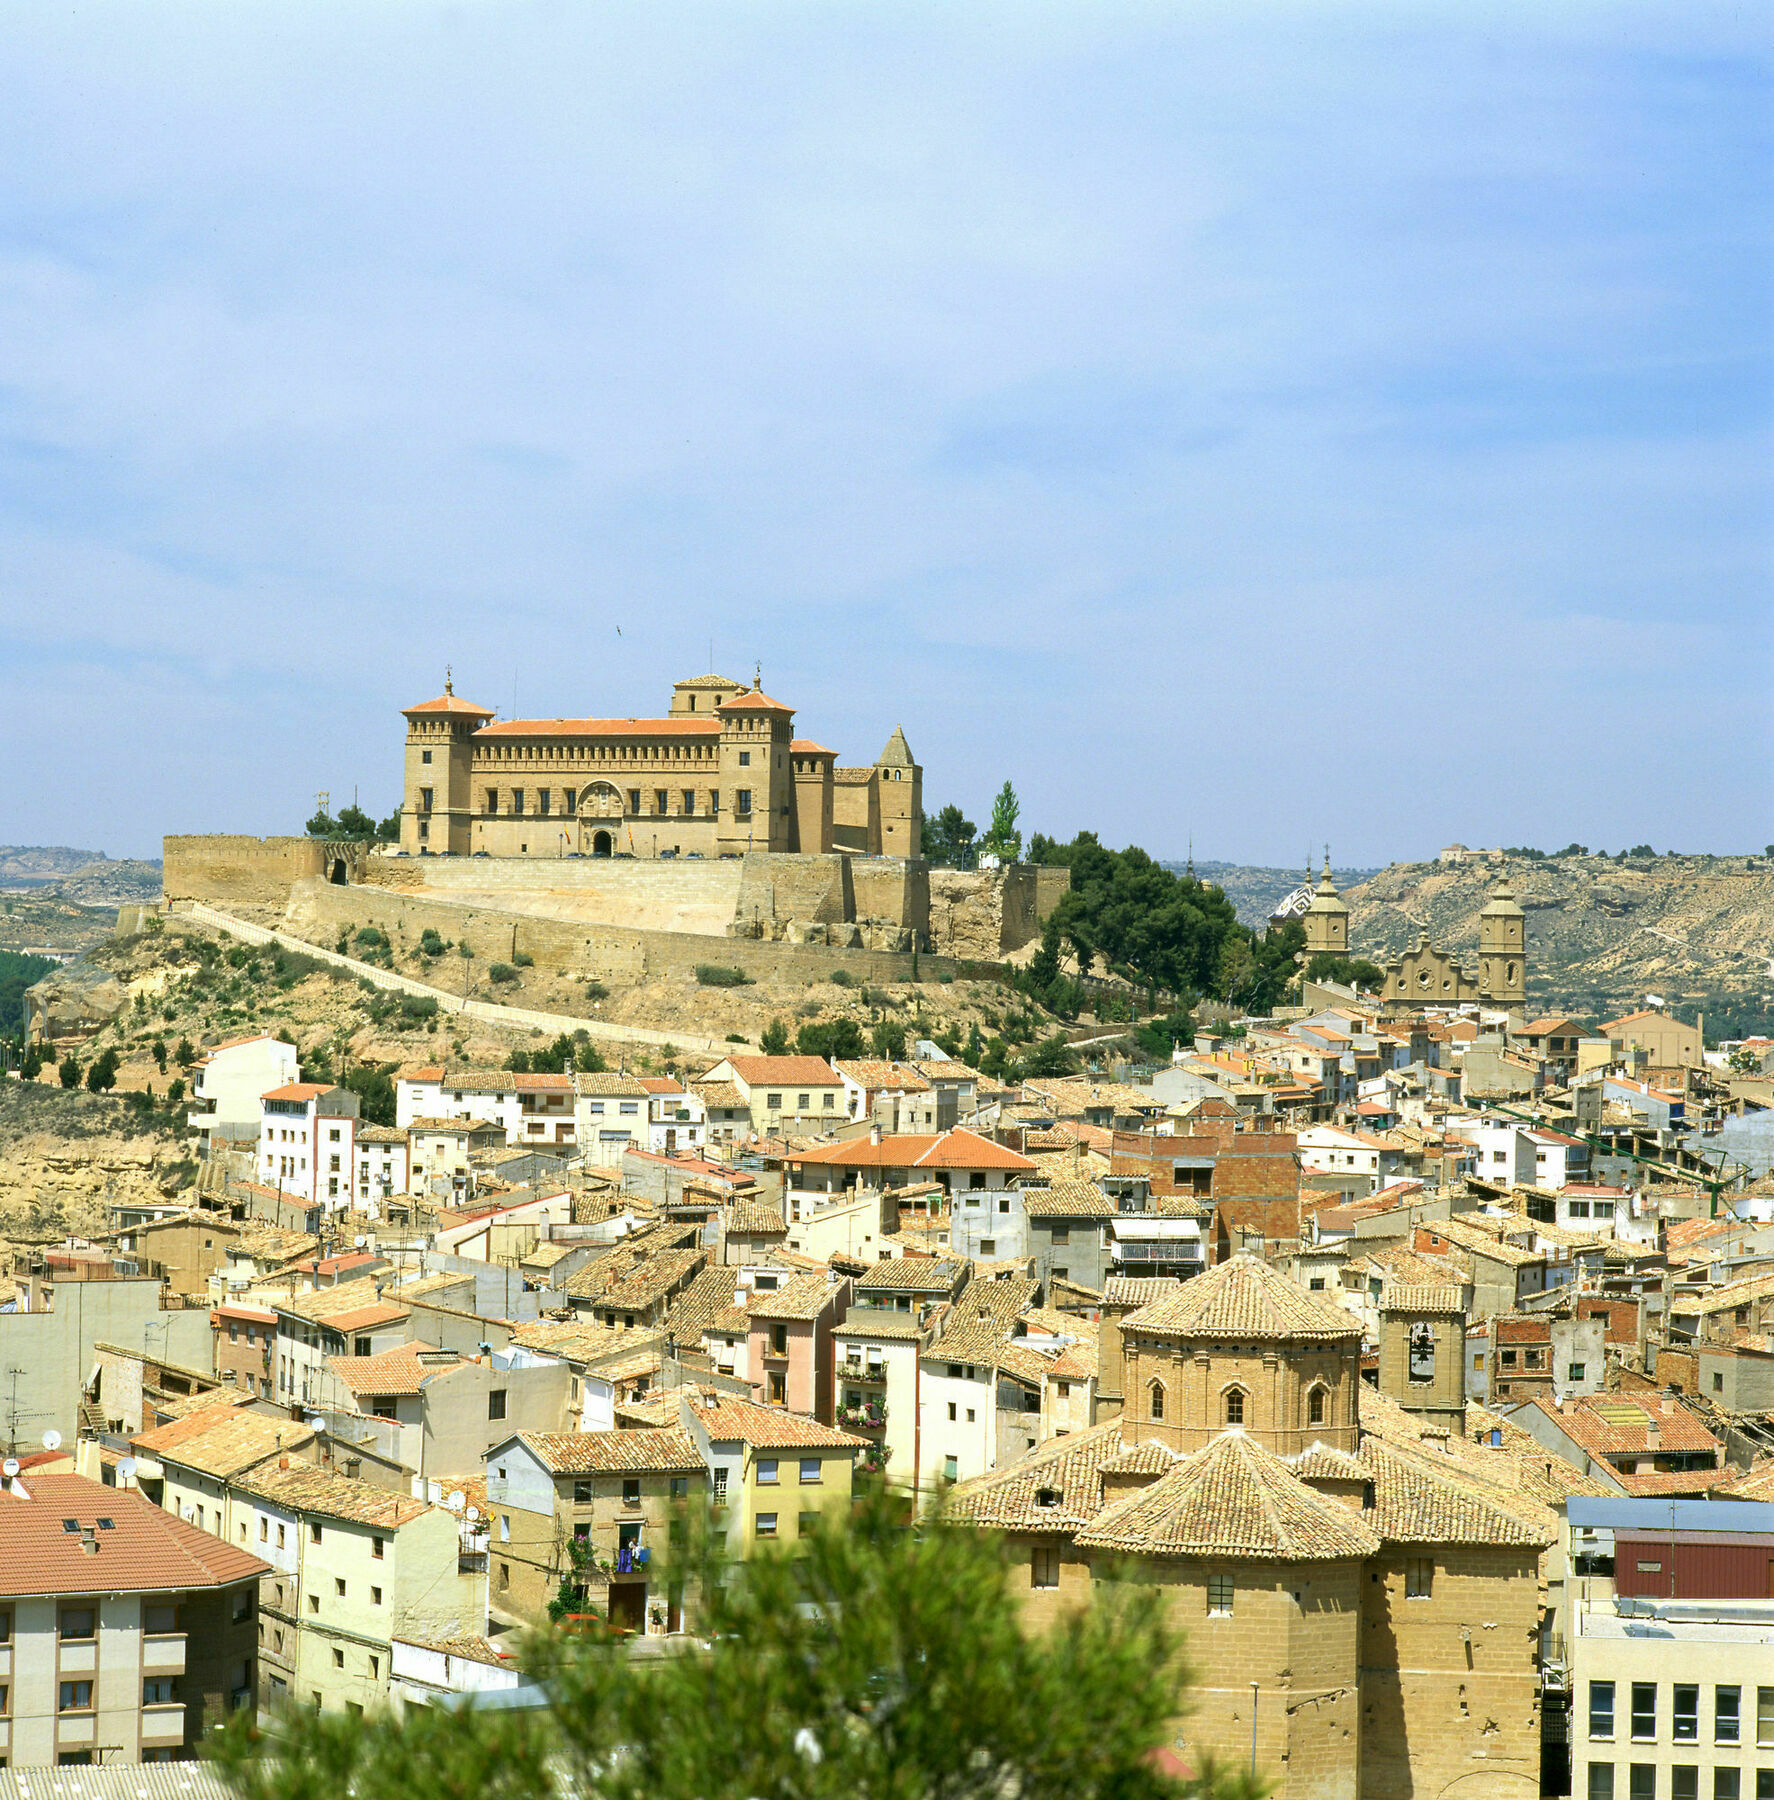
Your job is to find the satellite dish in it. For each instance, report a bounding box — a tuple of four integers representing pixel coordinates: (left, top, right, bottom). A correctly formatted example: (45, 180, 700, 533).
(353, 1235, 367, 1249)
(304, 1414, 326, 1429)
(42, 1429, 62, 1451)
(465, 1506, 481, 1524)
(446, 1491, 467, 1513)
(2, 1458, 18, 1478)
(118, 1458, 139, 1482)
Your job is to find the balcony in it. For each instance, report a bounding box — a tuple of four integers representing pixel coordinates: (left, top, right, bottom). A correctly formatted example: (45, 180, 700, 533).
(141, 1702, 187, 1743)
(836, 1400, 887, 1432)
(840, 1359, 887, 1384)
(143, 1632, 187, 1674)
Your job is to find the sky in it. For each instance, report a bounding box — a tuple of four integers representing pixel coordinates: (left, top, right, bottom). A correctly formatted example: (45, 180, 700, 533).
(0, 2, 1769, 866)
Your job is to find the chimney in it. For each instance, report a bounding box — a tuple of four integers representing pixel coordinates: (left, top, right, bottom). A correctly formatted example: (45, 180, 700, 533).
(870, 1123, 882, 1147)
(80, 1527, 99, 1555)
(279, 1455, 290, 1469)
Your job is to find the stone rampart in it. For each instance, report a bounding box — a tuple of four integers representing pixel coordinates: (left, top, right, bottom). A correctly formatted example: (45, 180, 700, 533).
(163, 835, 371, 907)
(928, 865, 1069, 957)
(282, 878, 963, 988)
(358, 849, 747, 936)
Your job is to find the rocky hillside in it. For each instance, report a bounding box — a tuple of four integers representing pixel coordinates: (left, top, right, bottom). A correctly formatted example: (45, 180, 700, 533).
(0, 1081, 194, 1244)
(1345, 853, 1774, 1021)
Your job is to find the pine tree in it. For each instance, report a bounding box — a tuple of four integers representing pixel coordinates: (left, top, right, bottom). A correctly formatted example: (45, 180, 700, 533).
(208, 1493, 1261, 1800)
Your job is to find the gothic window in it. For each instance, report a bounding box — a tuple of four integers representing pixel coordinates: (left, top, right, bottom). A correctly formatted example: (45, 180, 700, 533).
(1148, 1381, 1165, 1421)
(1308, 1386, 1326, 1426)
(1225, 1388, 1245, 1426)
(1409, 1324, 1437, 1383)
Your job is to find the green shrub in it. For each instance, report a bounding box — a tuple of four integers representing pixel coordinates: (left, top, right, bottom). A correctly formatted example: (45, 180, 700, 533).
(695, 965, 752, 988)
(938, 970, 955, 984)
(353, 926, 388, 951)
(488, 962, 519, 984)
(418, 928, 447, 957)
(828, 967, 854, 987)
(400, 995, 439, 1021)
(584, 980, 609, 1002)
(725, 1032, 747, 1043)
(512, 950, 534, 968)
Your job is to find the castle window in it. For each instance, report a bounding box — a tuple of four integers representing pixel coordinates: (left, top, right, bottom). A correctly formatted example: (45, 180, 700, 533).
(484, 790, 498, 815)
(737, 790, 752, 815)
(564, 790, 576, 814)
(421, 750, 432, 764)
(419, 788, 432, 812)
(684, 789, 696, 814)
(1207, 1574, 1233, 1617)
(512, 789, 525, 814)
(628, 790, 641, 813)
(656, 789, 668, 814)
(1224, 1388, 1245, 1425)
(1147, 1381, 1165, 1421)
(539, 790, 551, 816)
(1405, 1556, 1433, 1598)
(738, 751, 751, 767)
(1031, 1547, 1059, 1589)
(1308, 1387, 1326, 1425)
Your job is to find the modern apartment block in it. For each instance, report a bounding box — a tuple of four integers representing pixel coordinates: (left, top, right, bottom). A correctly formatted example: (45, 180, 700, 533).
(0, 1472, 265, 1765)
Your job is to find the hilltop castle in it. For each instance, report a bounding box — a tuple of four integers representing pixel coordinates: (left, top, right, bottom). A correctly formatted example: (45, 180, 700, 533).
(398, 673, 921, 861)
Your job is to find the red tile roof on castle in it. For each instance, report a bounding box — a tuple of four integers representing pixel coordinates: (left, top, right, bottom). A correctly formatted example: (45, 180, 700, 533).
(404, 692, 496, 717)
(716, 688, 794, 712)
(474, 716, 721, 737)
(0, 1473, 269, 1597)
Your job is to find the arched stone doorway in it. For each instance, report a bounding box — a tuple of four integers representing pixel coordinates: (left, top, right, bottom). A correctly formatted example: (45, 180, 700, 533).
(577, 782, 624, 857)
(329, 859, 348, 885)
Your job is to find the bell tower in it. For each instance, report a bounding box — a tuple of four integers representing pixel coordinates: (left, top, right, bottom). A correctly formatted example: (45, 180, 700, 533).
(1301, 854, 1350, 957)
(1477, 879, 1528, 1009)
(1377, 1285, 1467, 1430)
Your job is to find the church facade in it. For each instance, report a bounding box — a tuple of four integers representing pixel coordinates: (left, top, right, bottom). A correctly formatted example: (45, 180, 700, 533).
(398, 672, 921, 861)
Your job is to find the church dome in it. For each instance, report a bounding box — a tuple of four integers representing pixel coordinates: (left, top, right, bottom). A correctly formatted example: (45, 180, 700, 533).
(1479, 879, 1525, 918)
(1122, 1252, 1361, 1344)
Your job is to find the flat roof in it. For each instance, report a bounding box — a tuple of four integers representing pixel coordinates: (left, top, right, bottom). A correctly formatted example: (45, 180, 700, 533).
(1567, 1497, 1774, 1534)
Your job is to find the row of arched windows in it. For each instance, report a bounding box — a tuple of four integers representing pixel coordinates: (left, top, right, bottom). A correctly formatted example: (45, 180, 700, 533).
(1145, 1380, 1330, 1427)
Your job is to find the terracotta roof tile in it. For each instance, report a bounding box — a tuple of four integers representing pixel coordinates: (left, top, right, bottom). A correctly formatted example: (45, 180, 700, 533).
(0, 1474, 270, 1598)
(1075, 1431, 1381, 1561)
(680, 1392, 868, 1452)
(512, 1429, 705, 1474)
(1123, 1254, 1360, 1343)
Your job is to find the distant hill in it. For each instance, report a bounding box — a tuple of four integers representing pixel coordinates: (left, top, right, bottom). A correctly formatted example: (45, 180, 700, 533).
(0, 847, 162, 905)
(1163, 861, 1382, 929)
(0, 846, 111, 886)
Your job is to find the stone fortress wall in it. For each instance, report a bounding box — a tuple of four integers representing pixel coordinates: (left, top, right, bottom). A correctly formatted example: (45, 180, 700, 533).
(163, 836, 1063, 975)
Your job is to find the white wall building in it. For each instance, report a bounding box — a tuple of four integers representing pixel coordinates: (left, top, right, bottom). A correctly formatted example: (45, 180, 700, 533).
(188, 1031, 301, 1146)
(257, 1083, 361, 1212)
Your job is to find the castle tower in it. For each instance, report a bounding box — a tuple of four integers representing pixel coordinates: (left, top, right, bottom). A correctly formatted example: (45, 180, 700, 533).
(1476, 878, 1528, 1008)
(715, 685, 796, 855)
(1300, 854, 1350, 957)
(1117, 1254, 1362, 1458)
(874, 725, 921, 859)
(1376, 1284, 1467, 1430)
(400, 677, 494, 856)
